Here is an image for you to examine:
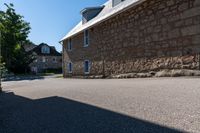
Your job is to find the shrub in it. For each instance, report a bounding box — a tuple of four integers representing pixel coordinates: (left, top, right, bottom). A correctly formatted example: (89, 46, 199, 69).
(43, 68, 62, 74)
(0, 62, 8, 78)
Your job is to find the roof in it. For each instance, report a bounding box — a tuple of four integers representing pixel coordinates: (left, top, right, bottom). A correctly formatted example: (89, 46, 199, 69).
(60, 0, 146, 42)
(80, 6, 105, 14)
(24, 43, 37, 52)
(30, 43, 62, 56)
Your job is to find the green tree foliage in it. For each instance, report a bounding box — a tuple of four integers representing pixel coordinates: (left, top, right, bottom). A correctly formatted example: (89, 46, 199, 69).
(0, 3, 34, 73)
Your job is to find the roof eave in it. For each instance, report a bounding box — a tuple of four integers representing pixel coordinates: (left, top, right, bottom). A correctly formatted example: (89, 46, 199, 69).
(60, 0, 147, 42)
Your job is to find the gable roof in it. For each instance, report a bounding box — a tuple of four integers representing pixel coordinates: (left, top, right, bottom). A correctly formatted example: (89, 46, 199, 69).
(31, 43, 61, 56)
(60, 0, 146, 42)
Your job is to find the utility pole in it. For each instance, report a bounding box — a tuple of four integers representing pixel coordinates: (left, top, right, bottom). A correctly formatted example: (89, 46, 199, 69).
(0, 31, 2, 92)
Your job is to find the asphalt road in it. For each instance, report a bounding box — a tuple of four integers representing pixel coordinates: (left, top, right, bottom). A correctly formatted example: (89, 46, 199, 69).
(1, 77, 200, 133)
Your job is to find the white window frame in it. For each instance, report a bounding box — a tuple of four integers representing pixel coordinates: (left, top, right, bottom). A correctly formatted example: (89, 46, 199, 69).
(84, 30, 89, 47)
(84, 60, 90, 74)
(67, 62, 73, 74)
(67, 38, 72, 51)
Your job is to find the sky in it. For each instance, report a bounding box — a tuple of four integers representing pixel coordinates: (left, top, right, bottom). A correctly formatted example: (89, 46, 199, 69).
(0, 0, 107, 52)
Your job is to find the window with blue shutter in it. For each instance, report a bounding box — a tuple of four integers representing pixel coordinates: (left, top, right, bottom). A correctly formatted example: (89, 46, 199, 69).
(68, 38, 72, 51)
(84, 30, 89, 47)
(68, 62, 72, 73)
(84, 60, 90, 74)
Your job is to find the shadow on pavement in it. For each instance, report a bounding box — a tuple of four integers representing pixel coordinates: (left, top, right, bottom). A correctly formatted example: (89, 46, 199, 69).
(0, 92, 183, 133)
(2, 75, 44, 82)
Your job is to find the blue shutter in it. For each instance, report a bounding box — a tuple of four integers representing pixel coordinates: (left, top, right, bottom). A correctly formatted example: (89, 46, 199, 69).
(68, 62, 72, 73)
(84, 60, 90, 73)
(68, 39, 72, 51)
(84, 30, 89, 47)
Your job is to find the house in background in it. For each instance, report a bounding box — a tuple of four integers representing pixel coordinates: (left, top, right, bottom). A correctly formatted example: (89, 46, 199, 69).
(60, 0, 200, 78)
(25, 43, 62, 73)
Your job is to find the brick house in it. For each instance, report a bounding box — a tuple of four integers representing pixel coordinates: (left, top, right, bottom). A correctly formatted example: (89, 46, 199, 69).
(25, 43, 62, 73)
(61, 0, 200, 78)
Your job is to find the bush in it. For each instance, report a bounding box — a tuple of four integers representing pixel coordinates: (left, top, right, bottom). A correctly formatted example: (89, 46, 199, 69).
(43, 68, 62, 74)
(0, 62, 9, 78)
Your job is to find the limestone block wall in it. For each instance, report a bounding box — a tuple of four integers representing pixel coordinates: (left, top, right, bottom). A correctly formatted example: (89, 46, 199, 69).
(63, 0, 200, 77)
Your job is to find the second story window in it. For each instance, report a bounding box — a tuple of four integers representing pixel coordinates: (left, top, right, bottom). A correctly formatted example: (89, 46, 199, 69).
(41, 46, 50, 54)
(84, 30, 89, 47)
(67, 38, 72, 51)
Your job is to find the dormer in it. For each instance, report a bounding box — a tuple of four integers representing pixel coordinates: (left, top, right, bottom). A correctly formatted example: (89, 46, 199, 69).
(41, 45, 50, 54)
(81, 6, 104, 24)
(112, 0, 125, 7)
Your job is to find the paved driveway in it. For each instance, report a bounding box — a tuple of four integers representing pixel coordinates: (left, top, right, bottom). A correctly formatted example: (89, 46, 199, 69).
(1, 77, 200, 133)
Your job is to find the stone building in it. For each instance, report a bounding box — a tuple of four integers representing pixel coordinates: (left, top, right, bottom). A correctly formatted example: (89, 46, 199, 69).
(25, 43, 62, 73)
(60, 0, 200, 78)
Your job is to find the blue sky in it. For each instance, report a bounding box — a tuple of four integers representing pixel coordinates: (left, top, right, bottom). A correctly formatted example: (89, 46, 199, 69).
(0, 0, 107, 52)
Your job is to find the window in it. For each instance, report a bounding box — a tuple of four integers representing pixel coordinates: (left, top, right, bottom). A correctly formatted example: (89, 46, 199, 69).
(42, 57, 46, 62)
(68, 62, 73, 73)
(41, 46, 50, 54)
(84, 30, 89, 47)
(68, 38, 72, 51)
(53, 57, 57, 63)
(84, 60, 90, 74)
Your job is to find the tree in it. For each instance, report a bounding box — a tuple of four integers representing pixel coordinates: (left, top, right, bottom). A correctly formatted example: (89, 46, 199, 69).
(0, 3, 34, 73)
(10, 44, 35, 73)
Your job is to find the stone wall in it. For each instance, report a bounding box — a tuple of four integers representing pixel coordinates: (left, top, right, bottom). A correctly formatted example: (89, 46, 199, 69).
(63, 0, 200, 77)
(30, 56, 62, 73)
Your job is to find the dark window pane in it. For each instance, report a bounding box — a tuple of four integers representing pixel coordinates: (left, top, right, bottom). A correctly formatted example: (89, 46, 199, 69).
(84, 61, 89, 73)
(68, 63, 72, 73)
(85, 30, 88, 37)
(84, 30, 89, 46)
(68, 38, 72, 50)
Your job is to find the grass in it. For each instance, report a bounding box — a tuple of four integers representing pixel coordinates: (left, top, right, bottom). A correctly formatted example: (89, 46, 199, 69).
(37, 73, 55, 76)
(55, 74, 64, 78)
